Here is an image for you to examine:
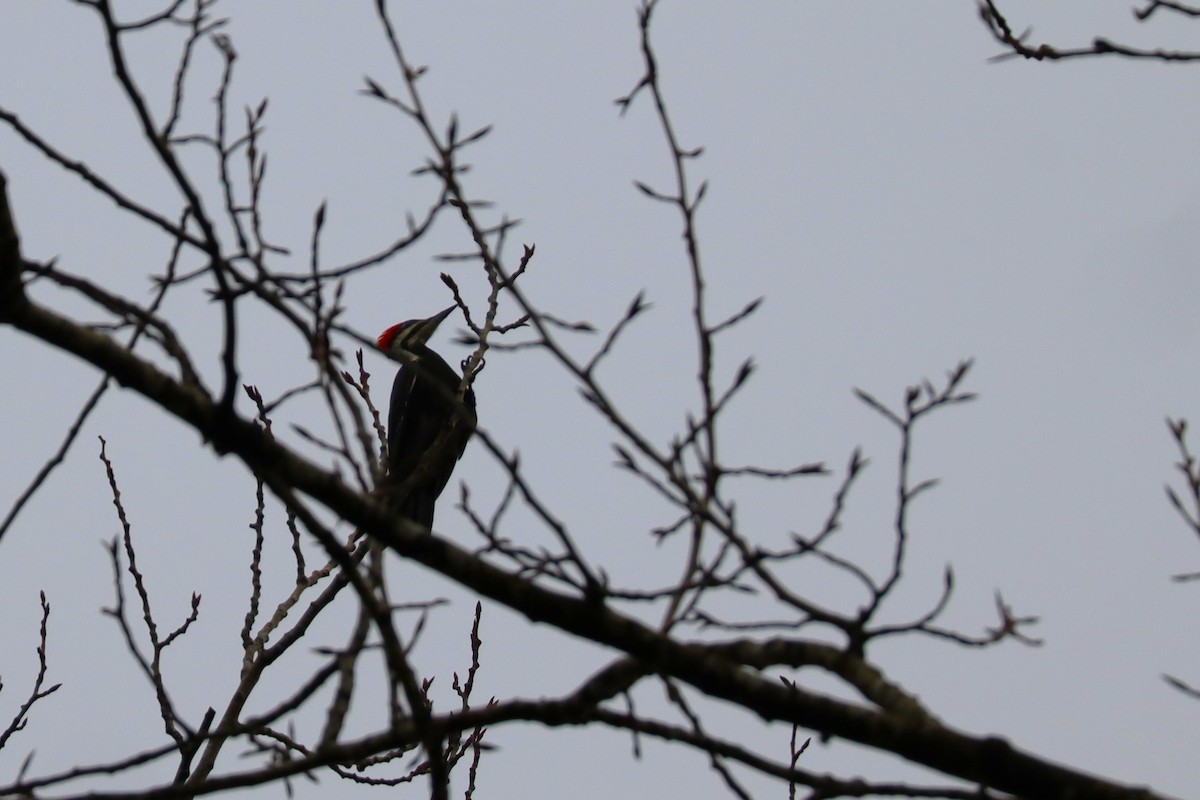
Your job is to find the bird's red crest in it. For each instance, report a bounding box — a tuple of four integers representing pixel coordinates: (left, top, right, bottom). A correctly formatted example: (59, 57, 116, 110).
(376, 322, 409, 350)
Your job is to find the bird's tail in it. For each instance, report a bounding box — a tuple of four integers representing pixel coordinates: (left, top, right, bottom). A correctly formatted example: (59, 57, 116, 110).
(396, 490, 436, 530)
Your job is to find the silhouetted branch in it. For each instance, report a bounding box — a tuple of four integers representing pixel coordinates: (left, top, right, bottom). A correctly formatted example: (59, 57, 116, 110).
(0, 592, 60, 753)
(980, 0, 1200, 61)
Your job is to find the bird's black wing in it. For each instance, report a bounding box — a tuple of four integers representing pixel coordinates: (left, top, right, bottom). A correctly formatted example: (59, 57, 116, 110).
(386, 353, 476, 527)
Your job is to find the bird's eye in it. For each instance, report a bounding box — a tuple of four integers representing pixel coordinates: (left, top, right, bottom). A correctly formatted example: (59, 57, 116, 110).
(377, 320, 422, 350)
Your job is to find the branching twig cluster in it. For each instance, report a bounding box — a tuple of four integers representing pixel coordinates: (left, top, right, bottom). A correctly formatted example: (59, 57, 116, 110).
(0, 2, 1182, 800)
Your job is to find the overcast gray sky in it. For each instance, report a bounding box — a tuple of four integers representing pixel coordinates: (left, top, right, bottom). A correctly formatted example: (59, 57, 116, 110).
(2, 1, 1199, 797)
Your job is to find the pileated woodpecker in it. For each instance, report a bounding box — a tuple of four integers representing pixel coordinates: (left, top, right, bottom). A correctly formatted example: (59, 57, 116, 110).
(375, 306, 476, 529)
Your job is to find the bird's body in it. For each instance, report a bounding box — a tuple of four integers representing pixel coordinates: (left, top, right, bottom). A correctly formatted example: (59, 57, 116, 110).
(376, 307, 475, 529)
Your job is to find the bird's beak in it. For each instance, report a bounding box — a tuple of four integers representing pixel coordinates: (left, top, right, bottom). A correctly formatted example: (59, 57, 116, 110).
(429, 305, 455, 327)
(415, 305, 456, 344)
